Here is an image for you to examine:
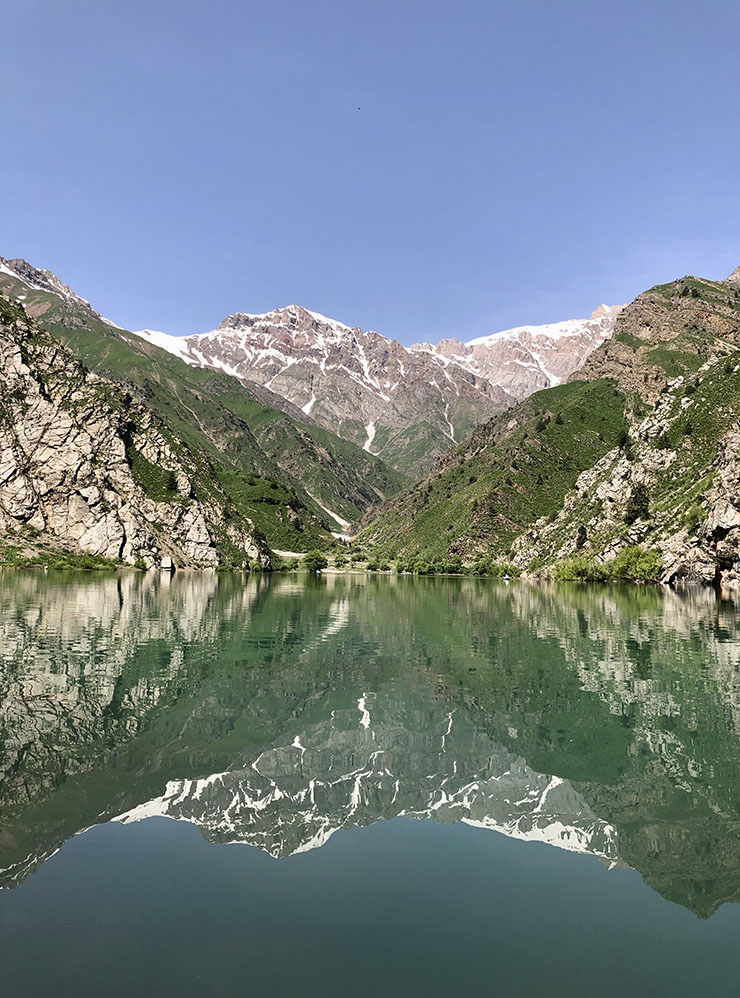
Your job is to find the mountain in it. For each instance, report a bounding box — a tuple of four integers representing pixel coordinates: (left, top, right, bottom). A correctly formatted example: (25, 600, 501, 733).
(410, 304, 623, 402)
(0, 259, 406, 551)
(135, 304, 622, 478)
(511, 271, 740, 586)
(0, 256, 621, 481)
(0, 295, 269, 569)
(137, 305, 515, 477)
(358, 268, 740, 589)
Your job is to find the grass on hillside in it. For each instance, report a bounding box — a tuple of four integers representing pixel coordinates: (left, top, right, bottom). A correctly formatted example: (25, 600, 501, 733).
(360, 378, 628, 560)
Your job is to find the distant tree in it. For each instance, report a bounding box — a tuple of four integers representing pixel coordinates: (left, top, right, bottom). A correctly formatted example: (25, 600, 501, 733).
(304, 550, 328, 572)
(575, 524, 587, 550)
(624, 483, 650, 525)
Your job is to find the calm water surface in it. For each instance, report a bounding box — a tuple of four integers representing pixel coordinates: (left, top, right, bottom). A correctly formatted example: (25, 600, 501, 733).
(2, 570, 740, 996)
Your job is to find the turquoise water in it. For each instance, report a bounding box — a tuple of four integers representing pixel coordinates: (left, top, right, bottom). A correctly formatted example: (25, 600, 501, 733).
(1, 571, 740, 995)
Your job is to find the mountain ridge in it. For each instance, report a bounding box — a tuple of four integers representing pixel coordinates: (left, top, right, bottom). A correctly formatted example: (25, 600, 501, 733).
(0, 255, 621, 478)
(136, 301, 623, 474)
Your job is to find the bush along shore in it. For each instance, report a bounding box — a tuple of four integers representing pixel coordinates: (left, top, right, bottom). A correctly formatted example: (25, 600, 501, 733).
(0, 534, 676, 586)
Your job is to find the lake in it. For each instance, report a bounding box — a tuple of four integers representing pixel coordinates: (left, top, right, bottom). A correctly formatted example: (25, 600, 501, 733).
(1, 570, 740, 996)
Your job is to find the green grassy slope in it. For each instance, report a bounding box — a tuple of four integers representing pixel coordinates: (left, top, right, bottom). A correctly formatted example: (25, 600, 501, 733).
(358, 379, 628, 559)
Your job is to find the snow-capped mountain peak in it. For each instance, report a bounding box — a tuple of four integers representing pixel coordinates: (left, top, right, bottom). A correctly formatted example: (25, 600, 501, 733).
(466, 304, 623, 347)
(411, 304, 625, 402)
(0, 257, 91, 308)
(136, 305, 514, 475)
(0, 254, 622, 476)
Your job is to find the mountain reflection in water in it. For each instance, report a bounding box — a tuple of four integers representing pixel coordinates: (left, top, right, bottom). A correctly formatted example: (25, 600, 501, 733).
(1, 569, 740, 918)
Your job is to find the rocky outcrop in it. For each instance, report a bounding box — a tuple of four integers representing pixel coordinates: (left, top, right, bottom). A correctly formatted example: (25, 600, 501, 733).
(0, 297, 270, 569)
(701, 428, 740, 592)
(575, 274, 740, 400)
(511, 350, 740, 588)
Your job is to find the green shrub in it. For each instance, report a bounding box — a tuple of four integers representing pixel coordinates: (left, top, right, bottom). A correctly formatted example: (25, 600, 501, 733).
(553, 545, 662, 583)
(608, 546, 662, 582)
(488, 561, 520, 578)
(469, 560, 490, 576)
(303, 550, 328, 572)
(683, 504, 704, 532)
(553, 556, 609, 582)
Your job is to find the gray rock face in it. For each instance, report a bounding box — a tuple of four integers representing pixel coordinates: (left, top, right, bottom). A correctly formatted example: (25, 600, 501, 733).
(0, 299, 269, 569)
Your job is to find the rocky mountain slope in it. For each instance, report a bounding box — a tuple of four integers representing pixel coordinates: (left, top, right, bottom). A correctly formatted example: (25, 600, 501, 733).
(137, 303, 622, 478)
(411, 304, 623, 402)
(0, 259, 406, 550)
(357, 377, 629, 560)
(138, 305, 514, 477)
(358, 267, 740, 589)
(0, 296, 269, 569)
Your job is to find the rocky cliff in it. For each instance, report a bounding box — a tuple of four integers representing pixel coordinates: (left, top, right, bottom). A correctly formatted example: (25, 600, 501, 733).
(0, 296, 269, 569)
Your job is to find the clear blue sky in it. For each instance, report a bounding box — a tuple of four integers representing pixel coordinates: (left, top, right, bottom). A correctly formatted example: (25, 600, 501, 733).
(3, 0, 739, 343)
